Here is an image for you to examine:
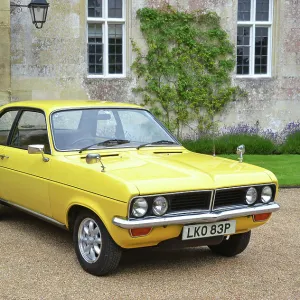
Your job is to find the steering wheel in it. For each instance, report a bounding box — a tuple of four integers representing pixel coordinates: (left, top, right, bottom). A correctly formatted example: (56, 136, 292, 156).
(70, 138, 96, 147)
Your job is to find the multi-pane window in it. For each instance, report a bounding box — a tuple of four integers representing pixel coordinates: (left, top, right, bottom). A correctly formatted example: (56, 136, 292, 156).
(237, 0, 273, 76)
(87, 0, 125, 77)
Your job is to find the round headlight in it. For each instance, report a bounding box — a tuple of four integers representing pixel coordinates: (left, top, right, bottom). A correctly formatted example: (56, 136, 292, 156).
(132, 198, 148, 217)
(246, 187, 258, 205)
(152, 196, 168, 216)
(261, 186, 273, 203)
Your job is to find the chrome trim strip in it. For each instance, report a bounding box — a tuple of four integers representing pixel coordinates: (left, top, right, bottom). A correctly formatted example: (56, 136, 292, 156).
(215, 182, 276, 191)
(130, 189, 214, 198)
(113, 203, 280, 229)
(214, 183, 277, 191)
(0, 198, 67, 229)
(161, 208, 210, 217)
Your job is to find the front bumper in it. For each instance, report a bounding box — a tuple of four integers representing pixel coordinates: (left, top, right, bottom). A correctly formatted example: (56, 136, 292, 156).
(112, 203, 280, 229)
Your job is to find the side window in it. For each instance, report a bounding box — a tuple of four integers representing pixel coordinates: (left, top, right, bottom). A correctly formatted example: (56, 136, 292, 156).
(10, 111, 50, 153)
(0, 110, 18, 146)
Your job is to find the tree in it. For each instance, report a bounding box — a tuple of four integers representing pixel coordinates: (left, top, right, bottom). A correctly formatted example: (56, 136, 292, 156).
(132, 4, 245, 139)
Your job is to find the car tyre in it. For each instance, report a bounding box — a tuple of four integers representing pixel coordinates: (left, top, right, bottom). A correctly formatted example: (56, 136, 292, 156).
(73, 210, 122, 276)
(208, 231, 251, 257)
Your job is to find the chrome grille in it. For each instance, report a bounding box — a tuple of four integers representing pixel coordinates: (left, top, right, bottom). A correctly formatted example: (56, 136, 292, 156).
(170, 191, 211, 212)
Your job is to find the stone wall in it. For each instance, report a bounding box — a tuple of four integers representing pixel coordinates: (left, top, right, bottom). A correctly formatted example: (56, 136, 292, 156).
(10, 0, 136, 103)
(0, 0, 11, 106)
(10, 0, 88, 101)
(224, 0, 300, 134)
(4, 0, 300, 135)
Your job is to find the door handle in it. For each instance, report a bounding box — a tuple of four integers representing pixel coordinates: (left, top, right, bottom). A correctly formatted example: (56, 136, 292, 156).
(0, 155, 9, 160)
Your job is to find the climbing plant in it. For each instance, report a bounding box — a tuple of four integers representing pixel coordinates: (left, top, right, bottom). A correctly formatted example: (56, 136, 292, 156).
(131, 4, 245, 138)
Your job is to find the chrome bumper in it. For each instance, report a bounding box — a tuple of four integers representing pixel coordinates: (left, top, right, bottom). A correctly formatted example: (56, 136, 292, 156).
(112, 203, 280, 229)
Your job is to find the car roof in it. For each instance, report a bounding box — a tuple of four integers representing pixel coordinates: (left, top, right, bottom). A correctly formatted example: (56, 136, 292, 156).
(1, 100, 142, 113)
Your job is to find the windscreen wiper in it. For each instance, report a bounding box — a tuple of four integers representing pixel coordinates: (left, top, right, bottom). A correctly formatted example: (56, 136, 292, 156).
(137, 140, 177, 150)
(79, 139, 130, 153)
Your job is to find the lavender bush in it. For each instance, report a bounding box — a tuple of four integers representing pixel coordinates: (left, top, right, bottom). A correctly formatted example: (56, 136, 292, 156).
(281, 121, 300, 139)
(220, 124, 258, 136)
(219, 122, 300, 144)
(181, 121, 300, 154)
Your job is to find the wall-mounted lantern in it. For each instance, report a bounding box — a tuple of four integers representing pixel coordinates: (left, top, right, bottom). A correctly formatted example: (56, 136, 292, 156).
(10, 0, 49, 29)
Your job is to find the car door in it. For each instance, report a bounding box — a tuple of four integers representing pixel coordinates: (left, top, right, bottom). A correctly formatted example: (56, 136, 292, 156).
(0, 109, 52, 217)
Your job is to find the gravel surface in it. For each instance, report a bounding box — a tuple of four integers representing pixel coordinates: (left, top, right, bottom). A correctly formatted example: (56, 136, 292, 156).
(0, 189, 299, 300)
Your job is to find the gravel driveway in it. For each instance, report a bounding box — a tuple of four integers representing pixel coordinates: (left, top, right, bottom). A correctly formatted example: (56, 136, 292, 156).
(0, 189, 299, 300)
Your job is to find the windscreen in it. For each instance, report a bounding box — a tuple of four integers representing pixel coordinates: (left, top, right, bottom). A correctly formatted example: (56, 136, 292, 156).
(51, 108, 177, 151)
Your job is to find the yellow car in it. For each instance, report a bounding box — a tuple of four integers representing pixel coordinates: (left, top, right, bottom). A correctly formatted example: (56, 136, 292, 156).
(0, 100, 279, 276)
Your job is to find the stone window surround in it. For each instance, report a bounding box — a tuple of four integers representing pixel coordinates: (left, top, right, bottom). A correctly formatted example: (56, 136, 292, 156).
(86, 0, 126, 79)
(236, 0, 273, 78)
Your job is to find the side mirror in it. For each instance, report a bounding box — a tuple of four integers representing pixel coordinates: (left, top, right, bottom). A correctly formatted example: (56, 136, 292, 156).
(236, 144, 245, 163)
(86, 153, 101, 164)
(86, 153, 105, 172)
(28, 145, 49, 162)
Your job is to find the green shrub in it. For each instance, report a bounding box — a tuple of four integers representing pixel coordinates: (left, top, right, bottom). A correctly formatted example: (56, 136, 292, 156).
(182, 134, 277, 155)
(280, 131, 300, 154)
(181, 138, 216, 155)
(215, 134, 277, 154)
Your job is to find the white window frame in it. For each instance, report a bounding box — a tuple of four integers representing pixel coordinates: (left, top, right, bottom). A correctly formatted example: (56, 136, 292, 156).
(236, 0, 273, 78)
(87, 0, 126, 78)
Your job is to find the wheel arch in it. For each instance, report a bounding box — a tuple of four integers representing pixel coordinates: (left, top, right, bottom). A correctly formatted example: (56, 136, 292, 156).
(67, 204, 102, 233)
(64, 195, 129, 248)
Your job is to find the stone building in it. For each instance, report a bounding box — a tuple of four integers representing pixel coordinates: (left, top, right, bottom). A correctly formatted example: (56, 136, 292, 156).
(0, 0, 299, 135)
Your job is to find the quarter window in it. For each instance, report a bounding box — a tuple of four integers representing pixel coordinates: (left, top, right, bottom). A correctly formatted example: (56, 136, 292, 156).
(87, 0, 125, 77)
(237, 0, 273, 76)
(0, 110, 18, 146)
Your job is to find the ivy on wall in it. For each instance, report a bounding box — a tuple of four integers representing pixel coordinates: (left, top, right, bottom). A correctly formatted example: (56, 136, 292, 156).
(131, 4, 245, 138)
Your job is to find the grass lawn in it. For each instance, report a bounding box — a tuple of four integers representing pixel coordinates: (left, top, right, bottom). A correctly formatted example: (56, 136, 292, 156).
(220, 155, 300, 187)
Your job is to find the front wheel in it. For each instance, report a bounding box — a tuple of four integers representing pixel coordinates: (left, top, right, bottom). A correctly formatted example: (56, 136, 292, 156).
(208, 231, 251, 257)
(73, 211, 122, 276)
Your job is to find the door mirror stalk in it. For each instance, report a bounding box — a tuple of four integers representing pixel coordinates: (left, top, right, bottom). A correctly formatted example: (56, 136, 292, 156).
(28, 145, 49, 162)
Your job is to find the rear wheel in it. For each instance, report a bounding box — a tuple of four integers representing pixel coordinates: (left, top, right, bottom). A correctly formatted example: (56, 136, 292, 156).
(208, 231, 251, 257)
(73, 211, 122, 276)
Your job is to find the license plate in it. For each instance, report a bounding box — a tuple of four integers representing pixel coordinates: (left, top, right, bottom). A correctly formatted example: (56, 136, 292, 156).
(182, 220, 236, 240)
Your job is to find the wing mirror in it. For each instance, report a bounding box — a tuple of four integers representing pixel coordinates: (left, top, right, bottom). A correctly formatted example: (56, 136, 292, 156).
(28, 145, 49, 162)
(236, 144, 245, 163)
(86, 153, 105, 172)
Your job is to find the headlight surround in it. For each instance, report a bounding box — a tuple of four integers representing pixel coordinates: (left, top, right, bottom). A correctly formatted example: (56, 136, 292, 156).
(132, 198, 148, 217)
(152, 196, 168, 216)
(245, 187, 258, 205)
(261, 186, 273, 203)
